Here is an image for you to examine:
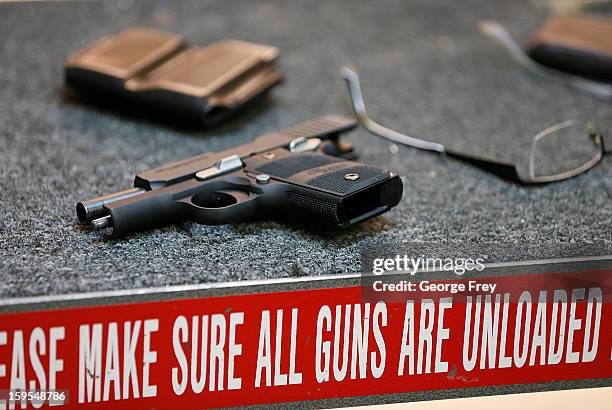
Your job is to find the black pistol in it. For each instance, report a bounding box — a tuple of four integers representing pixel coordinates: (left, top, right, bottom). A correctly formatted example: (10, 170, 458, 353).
(76, 115, 403, 238)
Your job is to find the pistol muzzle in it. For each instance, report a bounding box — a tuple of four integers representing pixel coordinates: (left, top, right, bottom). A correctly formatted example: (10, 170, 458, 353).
(76, 187, 146, 225)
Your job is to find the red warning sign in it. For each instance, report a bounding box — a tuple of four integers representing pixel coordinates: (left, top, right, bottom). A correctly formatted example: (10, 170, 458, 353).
(0, 269, 610, 408)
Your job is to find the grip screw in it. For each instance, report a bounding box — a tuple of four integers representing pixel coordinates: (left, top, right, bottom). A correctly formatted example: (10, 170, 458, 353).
(344, 173, 360, 181)
(262, 152, 276, 159)
(256, 174, 271, 184)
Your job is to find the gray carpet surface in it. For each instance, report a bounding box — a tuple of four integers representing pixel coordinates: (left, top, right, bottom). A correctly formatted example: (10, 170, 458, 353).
(0, 0, 611, 299)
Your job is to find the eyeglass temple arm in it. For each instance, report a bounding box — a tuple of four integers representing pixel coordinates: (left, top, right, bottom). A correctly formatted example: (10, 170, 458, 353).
(340, 65, 529, 182)
(340, 66, 446, 154)
(478, 20, 612, 101)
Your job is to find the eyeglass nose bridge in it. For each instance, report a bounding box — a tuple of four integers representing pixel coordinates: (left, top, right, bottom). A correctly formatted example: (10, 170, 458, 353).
(596, 132, 611, 154)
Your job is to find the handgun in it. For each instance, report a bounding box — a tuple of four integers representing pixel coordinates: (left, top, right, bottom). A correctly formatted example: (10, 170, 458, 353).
(76, 115, 403, 238)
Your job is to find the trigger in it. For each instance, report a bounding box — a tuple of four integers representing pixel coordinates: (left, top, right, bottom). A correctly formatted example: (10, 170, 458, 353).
(191, 189, 249, 209)
(217, 189, 251, 202)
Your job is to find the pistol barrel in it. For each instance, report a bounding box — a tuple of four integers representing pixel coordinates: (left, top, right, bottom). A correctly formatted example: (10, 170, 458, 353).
(76, 187, 146, 225)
